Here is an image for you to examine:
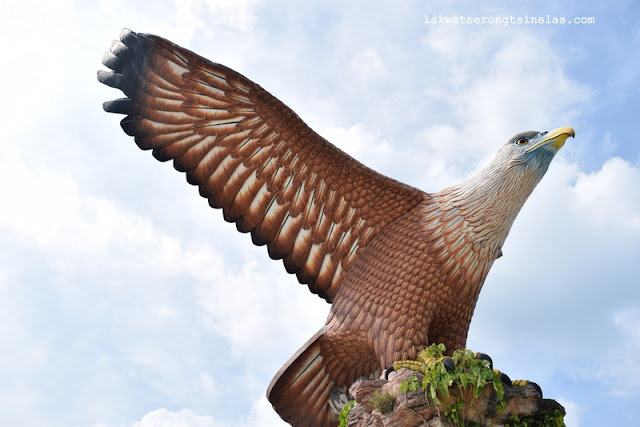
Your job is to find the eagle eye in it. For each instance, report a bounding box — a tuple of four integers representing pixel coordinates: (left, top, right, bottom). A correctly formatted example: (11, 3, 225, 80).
(514, 137, 528, 146)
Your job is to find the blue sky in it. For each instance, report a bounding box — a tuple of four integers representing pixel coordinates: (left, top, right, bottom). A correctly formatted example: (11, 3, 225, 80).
(1, 1, 639, 426)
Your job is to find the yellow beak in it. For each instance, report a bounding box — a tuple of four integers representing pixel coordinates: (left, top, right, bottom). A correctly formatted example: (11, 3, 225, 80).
(524, 127, 575, 153)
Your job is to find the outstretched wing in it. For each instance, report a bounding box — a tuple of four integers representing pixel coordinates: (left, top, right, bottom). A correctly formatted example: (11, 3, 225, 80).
(98, 29, 424, 302)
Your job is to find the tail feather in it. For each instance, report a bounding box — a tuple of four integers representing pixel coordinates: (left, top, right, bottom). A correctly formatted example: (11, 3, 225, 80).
(267, 328, 379, 427)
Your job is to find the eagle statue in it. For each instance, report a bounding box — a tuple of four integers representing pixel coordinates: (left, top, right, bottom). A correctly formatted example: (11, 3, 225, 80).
(98, 29, 574, 426)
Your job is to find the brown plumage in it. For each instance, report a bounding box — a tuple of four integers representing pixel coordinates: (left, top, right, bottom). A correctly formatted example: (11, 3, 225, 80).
(98, 29, 574, 427)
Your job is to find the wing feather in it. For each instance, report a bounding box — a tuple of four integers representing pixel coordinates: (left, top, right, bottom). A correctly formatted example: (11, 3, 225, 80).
(99, 29, 425, 301)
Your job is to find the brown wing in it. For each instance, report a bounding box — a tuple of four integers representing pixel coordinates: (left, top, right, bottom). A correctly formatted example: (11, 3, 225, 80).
(98, 29, 424, 301)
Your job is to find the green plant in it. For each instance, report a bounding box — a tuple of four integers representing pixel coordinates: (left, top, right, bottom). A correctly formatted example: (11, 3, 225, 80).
(391, 344, 566, 426)
(444, 397, 465, 425)
(338, 400, 356, 427)
(505, 409, 566, 427)
(367, 389, 398, 414)
(398, 375, 420, 393)
(409, 344, 504, 405)
(393, 344, 507, 426)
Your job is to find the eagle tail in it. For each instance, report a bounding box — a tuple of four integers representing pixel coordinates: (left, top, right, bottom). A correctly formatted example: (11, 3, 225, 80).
(267, 328, 379, 427)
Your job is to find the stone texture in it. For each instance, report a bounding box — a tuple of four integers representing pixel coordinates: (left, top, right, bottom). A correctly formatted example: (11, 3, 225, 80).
(343, 368, 565, 427)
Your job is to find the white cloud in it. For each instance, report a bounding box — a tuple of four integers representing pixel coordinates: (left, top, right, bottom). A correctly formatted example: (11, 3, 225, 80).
(601, 132, 617, 157)
(198, 371, 216, 393)
(241, 395, 289, 427)
(131, 394, 288, 427)
(0, 144, 215, 288)
(318, 122, 476, 193)
(614, 308, 640, 347)
(0, 150, 304, 423)
(319, 122, 398, 170)
(0, 134, 327, 361)
(572, 157, 640, 232)
(195, 256, 329, 361)
(457, 64, 582, 137)
(350, 48, 387, 82)
(319, 29, 594, 194)
(589, 308, 640, 397)
(0, 139, 323, 424)
(132, 408, 224, 427)
(376, 26, 596, 208)
(0, 1, 74, 129)
(205, 0, 261, 30)
(168, 0, 206, 43)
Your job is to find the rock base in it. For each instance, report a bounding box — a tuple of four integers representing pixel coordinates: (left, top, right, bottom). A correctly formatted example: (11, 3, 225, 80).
(340, 368, 565, 427)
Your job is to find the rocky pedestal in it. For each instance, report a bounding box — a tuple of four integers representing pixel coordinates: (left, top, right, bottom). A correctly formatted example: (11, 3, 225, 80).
(340, 368, 565, 427)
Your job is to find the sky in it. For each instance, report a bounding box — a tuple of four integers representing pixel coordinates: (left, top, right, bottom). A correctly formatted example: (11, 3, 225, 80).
(0, 1, 639, 426)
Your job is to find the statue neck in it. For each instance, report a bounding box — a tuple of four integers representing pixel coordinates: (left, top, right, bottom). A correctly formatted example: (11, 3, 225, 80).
(434, 156, 548, 249)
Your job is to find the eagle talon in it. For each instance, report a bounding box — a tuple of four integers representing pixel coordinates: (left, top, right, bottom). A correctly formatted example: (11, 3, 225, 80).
(384, 365, 396, 380)
(442, 357, 455, 371)
(474, 352, 494, 370)
(473, 353, 513, 387)
(391, 350, 455, 375)
(494, 370, 512, 388)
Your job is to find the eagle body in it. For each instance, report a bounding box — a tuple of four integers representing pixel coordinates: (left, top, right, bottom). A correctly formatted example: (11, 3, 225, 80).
(329, 196, 498, 365)
(99, 29, 574, 426)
